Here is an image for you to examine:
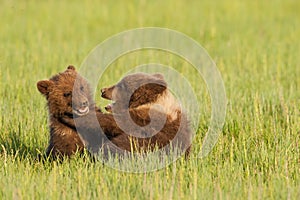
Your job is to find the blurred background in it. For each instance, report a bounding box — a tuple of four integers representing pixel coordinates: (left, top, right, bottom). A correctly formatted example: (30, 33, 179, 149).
(0, 0, 299, 199)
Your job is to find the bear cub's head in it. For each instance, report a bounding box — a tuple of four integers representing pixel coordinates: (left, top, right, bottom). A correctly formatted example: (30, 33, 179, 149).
(37, 66, 93, 118)
(101, 73, 170, 113)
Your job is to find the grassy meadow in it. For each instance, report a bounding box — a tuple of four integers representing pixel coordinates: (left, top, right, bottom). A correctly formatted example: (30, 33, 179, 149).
(0, 0, 299, 199)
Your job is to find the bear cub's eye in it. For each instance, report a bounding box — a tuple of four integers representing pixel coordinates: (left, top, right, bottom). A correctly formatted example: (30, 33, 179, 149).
(64, 92, 71, 97)
(80, 86, 84, 91)
(118, 83, 125, 89)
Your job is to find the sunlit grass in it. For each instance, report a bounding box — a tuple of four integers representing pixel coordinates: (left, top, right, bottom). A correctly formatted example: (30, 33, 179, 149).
(0, 0, 299, 199)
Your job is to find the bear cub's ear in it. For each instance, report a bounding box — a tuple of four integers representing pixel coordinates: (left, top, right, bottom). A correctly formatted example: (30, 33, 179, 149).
(152, 73, 164, 80)
(37, 80, 53, 96)
(67, 65, 76, 71)
(151, 73, 167, 89)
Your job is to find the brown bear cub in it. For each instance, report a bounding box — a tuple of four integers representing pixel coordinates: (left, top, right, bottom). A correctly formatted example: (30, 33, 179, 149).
(100, 73, 192, 157)
(37, 66, 101, 158)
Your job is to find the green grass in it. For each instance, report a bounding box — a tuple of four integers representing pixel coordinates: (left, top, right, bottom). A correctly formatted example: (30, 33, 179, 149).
(0, 0, 299, 199)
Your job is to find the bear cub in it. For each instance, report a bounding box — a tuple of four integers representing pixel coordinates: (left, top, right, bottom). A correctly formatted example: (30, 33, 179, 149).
(101, 73, 192, 157)
(37, 66, 99, 158)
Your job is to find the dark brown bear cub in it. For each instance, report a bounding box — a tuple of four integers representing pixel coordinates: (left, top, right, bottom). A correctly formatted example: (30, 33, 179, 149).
(37, 66, 99, 158)
(100, 73, 192, 157)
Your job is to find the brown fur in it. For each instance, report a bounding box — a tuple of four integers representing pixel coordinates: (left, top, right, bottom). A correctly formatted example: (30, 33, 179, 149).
(38, 69, 192, 159)
(37, 66, 100, 157)
(100, 73, 192, 157)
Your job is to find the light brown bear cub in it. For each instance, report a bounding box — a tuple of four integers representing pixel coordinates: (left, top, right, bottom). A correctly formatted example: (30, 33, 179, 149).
(101, 73, 192, 157)
(37, 66, 100, 157)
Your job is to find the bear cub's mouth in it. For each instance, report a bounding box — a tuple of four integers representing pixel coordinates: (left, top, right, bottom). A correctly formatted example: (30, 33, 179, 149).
(105, 102, 115, 112)
(101, 87, 115, 113)
(73, 106, 89, 116)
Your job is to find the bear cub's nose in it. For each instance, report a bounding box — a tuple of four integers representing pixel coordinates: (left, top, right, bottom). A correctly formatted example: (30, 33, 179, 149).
(101, 88, 107, 97)
(81, 100, 89, 107)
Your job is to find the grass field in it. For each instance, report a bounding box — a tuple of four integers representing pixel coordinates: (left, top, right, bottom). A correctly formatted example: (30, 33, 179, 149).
(0, 0, 299, 199)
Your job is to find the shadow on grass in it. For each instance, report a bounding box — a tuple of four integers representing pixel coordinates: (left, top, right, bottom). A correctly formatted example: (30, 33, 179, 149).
(0, 131, 96, 166)
(0, 131, 44, 162)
